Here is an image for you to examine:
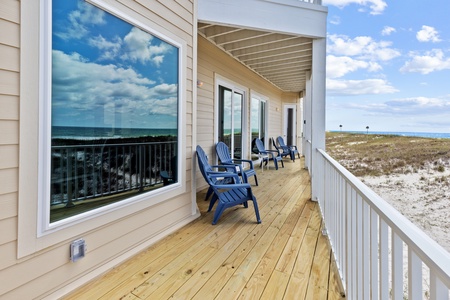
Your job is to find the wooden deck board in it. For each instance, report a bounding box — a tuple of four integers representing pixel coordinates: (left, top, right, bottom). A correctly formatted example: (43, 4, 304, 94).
(64, 158, 345, 300)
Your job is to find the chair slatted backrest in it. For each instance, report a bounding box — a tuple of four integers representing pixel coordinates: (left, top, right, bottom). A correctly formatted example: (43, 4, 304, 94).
(196, 145, 214, 185)
(216, 142, 233, 165)
(255, 138, 266, 154)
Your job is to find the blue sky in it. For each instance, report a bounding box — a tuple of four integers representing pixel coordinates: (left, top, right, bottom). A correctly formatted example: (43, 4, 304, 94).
(323, 0, 450, 133)
(52, 0, 178, 129)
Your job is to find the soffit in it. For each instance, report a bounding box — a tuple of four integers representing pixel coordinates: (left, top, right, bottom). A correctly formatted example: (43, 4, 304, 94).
(198, 22, 312, 92)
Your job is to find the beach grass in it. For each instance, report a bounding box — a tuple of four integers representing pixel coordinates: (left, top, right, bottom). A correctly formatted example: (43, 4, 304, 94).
(326, 131, 450, 177)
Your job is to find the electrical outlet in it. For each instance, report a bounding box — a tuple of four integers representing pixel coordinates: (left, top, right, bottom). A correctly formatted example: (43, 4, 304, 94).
(70, 239, 86, 262)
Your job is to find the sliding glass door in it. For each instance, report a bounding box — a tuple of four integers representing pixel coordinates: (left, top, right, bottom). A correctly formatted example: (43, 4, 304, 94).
(251, 96, 267, 159)
(218, 85, 243, 159)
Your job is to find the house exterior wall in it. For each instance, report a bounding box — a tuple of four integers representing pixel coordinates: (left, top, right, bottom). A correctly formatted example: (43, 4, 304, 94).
(0, 0, 197, 298)
(196, 35, 299, 191)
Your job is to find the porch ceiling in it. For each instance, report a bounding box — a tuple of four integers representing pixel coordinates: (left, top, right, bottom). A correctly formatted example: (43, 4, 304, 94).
(198, 22, 312, 93)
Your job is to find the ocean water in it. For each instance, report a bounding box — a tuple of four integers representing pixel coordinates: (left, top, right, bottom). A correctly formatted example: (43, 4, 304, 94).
(52, 126, 177, 140)
(331, 131, 450, 139)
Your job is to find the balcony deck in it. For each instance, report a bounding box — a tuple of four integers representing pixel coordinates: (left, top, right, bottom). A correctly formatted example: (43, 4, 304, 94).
(64, 158, 345, 299)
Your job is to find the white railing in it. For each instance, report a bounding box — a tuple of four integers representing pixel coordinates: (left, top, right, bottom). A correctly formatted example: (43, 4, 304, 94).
(303, 139, 312, 170)
(317, 148, 450, 299)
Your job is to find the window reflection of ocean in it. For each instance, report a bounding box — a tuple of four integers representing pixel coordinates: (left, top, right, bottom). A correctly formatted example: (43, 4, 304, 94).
(52, 126, 177, 140)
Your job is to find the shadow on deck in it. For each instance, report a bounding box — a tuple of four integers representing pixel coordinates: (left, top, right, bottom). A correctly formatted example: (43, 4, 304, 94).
(65, 157, 345, 299)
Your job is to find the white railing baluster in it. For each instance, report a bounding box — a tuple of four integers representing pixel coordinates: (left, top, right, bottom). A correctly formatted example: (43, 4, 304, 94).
(351, 188, 357, 298)
(362, 201, 370, 299)
(408, 248, 422, 299)
(380, 219, 389, 299)
(392, 232, 403, 299)
(430, 273, 448, 300)
(356, 194, 363, 297)
(370, 208, 379, 300)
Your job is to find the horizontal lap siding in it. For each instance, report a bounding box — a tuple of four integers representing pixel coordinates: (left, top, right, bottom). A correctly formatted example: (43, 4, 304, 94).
(0, 0, 20, 290)
(1, 0, 196, 298)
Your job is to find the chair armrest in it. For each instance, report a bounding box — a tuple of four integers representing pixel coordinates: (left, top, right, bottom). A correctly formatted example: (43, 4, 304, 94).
(211, 164, 239, 173)
(216, 162, 245, 174)
(213, 183, 251, 189)
(207, 172, 241, 182)
(231, 158, 255, 169)
(264, 150, 279, 156)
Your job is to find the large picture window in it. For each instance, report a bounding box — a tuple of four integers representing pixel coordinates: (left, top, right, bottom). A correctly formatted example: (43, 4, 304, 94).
(44, 0, 180, 225)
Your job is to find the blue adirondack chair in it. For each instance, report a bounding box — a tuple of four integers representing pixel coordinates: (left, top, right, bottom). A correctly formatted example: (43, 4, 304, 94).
(276, 136, 300, 162)
(196, 147, 235, 202)
(272, 137, 290, 160)
(216, 142, 258, 186)
(196, 145, 261, 225)
(255, 138, 284, 170)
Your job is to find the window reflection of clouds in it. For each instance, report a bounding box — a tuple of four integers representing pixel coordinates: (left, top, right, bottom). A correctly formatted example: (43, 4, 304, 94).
(52, 0, 178, 129)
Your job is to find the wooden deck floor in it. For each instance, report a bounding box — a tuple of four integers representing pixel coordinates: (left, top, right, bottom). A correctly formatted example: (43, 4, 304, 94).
(65, 158, 345, 300)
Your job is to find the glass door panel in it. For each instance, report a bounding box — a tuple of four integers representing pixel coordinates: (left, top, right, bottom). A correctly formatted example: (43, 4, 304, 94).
(250, 97, 267, 160)
(233, 92, 243, 158)
(219, 85, 243, 159)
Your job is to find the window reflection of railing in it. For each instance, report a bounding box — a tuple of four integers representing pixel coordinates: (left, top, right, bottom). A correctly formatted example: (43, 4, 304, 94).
(51, 141, 177, 207)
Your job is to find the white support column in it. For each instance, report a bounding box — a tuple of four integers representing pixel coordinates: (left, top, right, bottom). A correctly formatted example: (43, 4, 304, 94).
(310, 38, 326, 202)
(303, 71, 312, 171)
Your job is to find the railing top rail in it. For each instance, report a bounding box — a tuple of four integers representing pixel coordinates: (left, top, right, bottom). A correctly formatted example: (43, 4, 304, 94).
(318, 147, 450, 285)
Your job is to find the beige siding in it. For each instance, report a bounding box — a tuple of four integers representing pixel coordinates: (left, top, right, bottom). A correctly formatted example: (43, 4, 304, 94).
(196, 35, 298, 191)
(0, 192, 17, 220)
(0, 18, 20, 47)
(0, 44, 19, 72)
(0, 0, 196, 298)
(0, 0, 20, 23)
(0, 3, 20, 296)
(0, 95, 19, 120)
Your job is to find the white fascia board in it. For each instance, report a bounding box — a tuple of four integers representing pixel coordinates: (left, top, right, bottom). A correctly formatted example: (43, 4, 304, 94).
(198, 0, 328, 38)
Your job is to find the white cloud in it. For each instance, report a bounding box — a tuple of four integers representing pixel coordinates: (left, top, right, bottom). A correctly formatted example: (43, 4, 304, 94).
(323, 0, 387, 15)
(416, 25, 442, 43)
(327, 78, 398, 95)
(88, 35, 122, 61)
(400, 49, 450, 74)
(328, 34, 401, 61)
(327, 55, 381, 78)
(346, 96, 450, 116)
(329, 15, 341, 25)
(55, 1, 106, 40)
(381, 26, 396, 36)
(326, 35, 399, 96)
(121, 27, 172, 66)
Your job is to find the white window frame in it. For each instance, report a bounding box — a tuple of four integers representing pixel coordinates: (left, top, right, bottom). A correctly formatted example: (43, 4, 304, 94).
(18, 0, 187, 257)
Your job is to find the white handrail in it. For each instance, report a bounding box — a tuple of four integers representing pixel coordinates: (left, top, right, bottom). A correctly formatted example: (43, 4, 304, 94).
(317, 148, 450, 299)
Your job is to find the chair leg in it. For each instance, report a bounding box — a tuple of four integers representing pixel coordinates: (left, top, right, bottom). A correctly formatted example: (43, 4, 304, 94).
(273, 157, 279, 170)
(212, 203, 226, 225)
(205, 186, 214, 201)
(252, 198, 261, 223)
(254, 174, 258, 186)
(208, 194, 218, 212)
(241, 172, 248, 184)
(280, 158, 284, 168)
